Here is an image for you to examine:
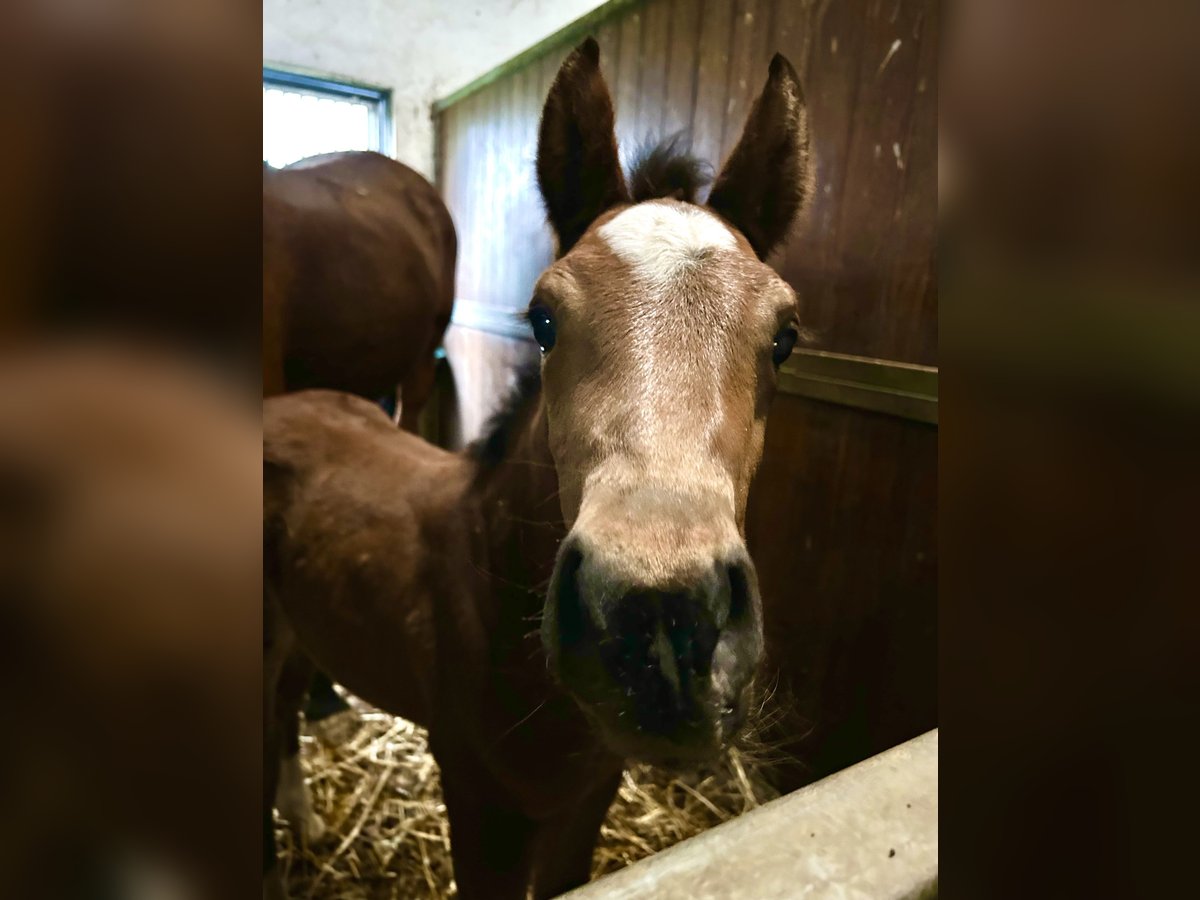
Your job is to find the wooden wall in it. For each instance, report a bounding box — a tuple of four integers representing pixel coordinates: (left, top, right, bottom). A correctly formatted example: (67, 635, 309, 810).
(434, 0, 937, 789)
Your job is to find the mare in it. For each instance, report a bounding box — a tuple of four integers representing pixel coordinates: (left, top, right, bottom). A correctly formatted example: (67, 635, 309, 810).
(263, 150, 456, 430)
(264, 39, 812, 899)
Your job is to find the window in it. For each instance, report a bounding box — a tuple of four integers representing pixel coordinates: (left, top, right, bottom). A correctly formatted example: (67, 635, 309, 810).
(263, 67, 391, 169)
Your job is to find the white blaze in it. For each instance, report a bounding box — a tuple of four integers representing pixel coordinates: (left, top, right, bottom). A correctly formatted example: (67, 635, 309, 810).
(599, 202, 736, 286)
(590, 201, 740, 524)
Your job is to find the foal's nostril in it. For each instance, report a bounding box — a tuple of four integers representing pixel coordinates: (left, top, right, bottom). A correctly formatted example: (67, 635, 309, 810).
(727, 562, 752, 626)
(554, 545, 588, 648)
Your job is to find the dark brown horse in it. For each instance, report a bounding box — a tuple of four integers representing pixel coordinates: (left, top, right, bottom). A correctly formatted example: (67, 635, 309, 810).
(264, 39, 811, 899)
(263, 151, 456, 430)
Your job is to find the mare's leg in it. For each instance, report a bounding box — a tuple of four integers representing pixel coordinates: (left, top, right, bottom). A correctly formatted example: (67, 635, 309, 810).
(398, 332, 446, 435)
(378, 389, 400, 424)
(263, 808, 286, 900)
(531, 769, 623, 899)
(263, 640, 286, 899)
(264, 496, 298, 897)
(398, 361, 436, 433)
(273, 652, 326, 843)
(303, 669, 350, 722)
(440, 755, 540, 900)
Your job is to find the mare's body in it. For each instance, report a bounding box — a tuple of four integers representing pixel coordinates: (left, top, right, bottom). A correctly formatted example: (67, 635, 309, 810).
(263, 151, 456, 429)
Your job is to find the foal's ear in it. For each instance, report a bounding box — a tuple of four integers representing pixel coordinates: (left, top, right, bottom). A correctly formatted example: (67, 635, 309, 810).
(537, 38, 629, 255)
(707, 54, 812, 260)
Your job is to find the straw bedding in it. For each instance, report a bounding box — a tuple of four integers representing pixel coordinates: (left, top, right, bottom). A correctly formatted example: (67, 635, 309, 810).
(275, 693, 780, 899)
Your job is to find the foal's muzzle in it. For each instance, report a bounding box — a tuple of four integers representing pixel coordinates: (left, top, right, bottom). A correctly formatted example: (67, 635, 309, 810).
(542, 532, 763, 764)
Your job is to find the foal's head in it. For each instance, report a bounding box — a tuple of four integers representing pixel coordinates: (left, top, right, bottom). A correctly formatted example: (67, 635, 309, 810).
(533, 39, 811, 765)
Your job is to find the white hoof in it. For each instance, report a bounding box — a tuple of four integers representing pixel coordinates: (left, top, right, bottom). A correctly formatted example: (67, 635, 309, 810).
(296, 810, 327, 844)
(275, 754, 326, 843)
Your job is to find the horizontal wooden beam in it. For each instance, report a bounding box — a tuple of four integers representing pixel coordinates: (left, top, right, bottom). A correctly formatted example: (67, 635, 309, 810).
(450, 300, 938, 425)
(450, 299, 534, 343)
(433, 0, 646, 113)
(779, 350, 938, 425)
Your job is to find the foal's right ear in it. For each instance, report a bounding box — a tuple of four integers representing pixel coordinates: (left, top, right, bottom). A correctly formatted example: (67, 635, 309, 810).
(536, 38, 629, 255)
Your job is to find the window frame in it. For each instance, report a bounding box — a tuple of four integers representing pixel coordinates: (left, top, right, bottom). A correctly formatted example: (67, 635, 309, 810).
(262, 65, 393, 161)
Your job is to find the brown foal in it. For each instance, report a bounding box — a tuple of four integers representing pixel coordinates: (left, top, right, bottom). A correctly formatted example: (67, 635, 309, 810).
(264, 38, 812, 899)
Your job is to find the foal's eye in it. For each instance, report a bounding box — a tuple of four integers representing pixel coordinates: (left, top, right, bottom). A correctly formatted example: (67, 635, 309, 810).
(772, 326, 799, 367)
(527, 304, 556, 353)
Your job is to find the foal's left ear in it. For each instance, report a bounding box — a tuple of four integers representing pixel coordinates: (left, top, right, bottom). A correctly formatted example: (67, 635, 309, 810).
(707, 54, 813, 260)
(537, 38, 629, 255)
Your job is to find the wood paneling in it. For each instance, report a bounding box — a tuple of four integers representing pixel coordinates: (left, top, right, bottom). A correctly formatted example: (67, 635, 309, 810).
(613, 7, 643, 155)
(748, 393, 937, 786)
(439, 324, 539, 450)
(436, 0, 937, 366)
(434, 0, 938, 787)
(691, 0, 734, 169)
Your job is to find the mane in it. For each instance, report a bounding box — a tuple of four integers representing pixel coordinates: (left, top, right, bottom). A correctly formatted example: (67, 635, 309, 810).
(626, 133, 712, 204)
(468, 362, 543, 473)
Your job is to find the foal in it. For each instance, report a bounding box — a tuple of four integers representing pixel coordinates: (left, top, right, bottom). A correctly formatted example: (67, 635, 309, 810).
(264, 38, 812, 899)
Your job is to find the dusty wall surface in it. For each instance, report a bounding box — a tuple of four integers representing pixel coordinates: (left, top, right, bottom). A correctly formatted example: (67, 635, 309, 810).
(263, 0, 604, 179)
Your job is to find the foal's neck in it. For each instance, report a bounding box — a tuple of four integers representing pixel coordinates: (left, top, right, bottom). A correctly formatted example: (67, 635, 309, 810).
(474, 384, 565, 617)
(465, 382, 615, 771)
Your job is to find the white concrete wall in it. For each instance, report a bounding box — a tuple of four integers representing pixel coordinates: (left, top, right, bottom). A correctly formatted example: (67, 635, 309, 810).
(263, 0, 604, 180)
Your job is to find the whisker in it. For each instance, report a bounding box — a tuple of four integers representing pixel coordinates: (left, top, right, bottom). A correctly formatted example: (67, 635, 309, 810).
(492, 699, 549, 745)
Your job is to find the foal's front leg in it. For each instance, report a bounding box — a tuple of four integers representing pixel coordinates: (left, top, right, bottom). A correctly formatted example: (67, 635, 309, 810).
(531, 768, 623, 899)
(439, 758, 540, 900)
